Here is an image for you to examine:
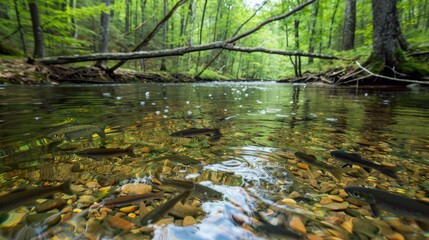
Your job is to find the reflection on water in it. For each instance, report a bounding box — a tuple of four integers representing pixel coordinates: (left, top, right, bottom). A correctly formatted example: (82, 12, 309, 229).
(0, 82, 428, 239)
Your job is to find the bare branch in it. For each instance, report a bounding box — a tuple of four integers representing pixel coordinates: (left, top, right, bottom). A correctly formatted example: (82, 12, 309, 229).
(37, 42, 345, 65)
(355, 61, 429, 85)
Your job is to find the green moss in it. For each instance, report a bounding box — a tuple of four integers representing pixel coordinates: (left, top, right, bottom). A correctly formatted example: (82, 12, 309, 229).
(398, 60, 429, 78)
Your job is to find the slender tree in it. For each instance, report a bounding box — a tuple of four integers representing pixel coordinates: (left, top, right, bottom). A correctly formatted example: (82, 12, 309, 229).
(14, 0, 27, 55)
(327, 0, 340, 49)
(308, 0, 319, 63)
(160, 0, 168, 71)
(342, 0, 356, 50)
(28, 0, 45, 58)
(95, 0, 111, 68)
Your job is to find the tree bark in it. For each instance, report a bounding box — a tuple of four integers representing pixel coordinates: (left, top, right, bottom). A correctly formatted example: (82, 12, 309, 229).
(160, 0, 168, 71)
(94, 0, 111, 68)
(327, 0, 340, 49)
(308, 0, 319, 63)
(28, 0, 45, 58)
(367, 0, 401, 69)
(342, 0, 356, 50)
(195, 0, 208, 73)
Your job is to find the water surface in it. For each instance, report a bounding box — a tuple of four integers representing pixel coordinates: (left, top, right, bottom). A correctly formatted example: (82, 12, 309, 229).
(0, 82, 428, 239)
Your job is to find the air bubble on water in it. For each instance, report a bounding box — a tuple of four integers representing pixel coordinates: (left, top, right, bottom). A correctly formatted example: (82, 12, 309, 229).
(115, 96, 122, 100)
(151, 102, 156, 105)
(187, 111, 192, 116)
(164, 109, 169, 113)
(244, 93, 248, 97)
(155, 111, 161, 115)
(145, 92, 150, 99)
(186, 101, 190, 104)
(34, 117, 41, 120)
(140, 101, 145, 105)
(102, 93, 111, 97)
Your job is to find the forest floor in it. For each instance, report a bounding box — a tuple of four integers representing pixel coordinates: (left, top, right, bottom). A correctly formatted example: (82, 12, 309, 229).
(1, 57, 428, 87)
(0, 58, 220, 84)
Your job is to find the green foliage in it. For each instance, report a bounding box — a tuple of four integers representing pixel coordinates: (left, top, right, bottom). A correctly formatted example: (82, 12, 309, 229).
(0, 0, 427, 79)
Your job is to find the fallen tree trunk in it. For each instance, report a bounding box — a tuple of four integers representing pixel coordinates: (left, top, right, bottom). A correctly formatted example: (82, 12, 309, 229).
(36, 0, 320, 67)
(36, 42, 345, 65)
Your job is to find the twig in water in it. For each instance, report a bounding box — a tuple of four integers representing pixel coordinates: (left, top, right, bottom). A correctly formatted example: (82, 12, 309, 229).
(355, 61, 429, 85)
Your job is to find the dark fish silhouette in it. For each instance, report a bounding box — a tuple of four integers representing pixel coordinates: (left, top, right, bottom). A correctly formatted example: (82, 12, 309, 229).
(0, 181, 73, 211)
(330, 151, 400, 180)
(170, 128, 222, 141)
(295, 152, 343, 180)
(139, 189, 191, 226)
(345, 186, 429, 222)
(76, 145, 136, 160)
(47, 125, 106, 141)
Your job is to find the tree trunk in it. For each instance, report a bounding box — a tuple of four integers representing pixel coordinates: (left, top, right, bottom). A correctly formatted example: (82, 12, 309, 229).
(125, 0, 130, 34)
(14, 0, 27, 55)
(342, 0, 356, 50)
(366, 0, 409, 76)
(160, 0, 168, 71)
(28, 0, 45, 58)
(95, 0, 111, 68)
(70, 0, 78, 38)
(195, 0, 208, 74)
(308, 0, 319, 63)
(327, 0, 340, 49)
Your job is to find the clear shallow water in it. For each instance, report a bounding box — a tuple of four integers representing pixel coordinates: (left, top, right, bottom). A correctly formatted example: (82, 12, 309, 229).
(0, 82, 428, 239)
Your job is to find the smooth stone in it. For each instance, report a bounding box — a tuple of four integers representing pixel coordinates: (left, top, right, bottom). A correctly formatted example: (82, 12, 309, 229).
(121, 184, 152, 195)
(289, 216, 306, 233)
(139, 201, 149, 216)
(155, 217, 174, 226)
(169, 202, 198, 218)
(320, 197, 333, 205)
(328, 195, 344, 202)
(183, 216, 197, 226)
(297, 163, 309, 170)
(35, 199, 67, 213)
(323, 202, 349, 210)
(96, 175, 116, 187)
(288, 191, 301, 199)
(320, 183, 335, 193)
(108, 216, 134, 231)
(119, 206, 139, 214)
(352, 218, 379, 237)
(344, 209, 361, 217)
(78, 195, 96, 204)
(385, 232, 405, 240)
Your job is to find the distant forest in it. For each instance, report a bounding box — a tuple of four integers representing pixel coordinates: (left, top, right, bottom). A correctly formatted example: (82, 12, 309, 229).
(0, 0, 428, 80)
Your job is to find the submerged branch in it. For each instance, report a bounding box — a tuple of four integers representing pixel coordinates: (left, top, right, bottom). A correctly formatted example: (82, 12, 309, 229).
(355, 61, 429, 85)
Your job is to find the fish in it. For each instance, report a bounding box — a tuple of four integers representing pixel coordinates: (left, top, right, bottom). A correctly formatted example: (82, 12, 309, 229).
(76, 145, 136, 160)
(330, 151, 400, 180)
(102, 192, 164, 207)
(160, 179, 223, 200)
(295, 151, 343, 180)
(255, 222, 304, 239)
(344, 186, 429, 223)
(253, 211, 303, 239)
(145, 154, 201, 165)
(47, 124, 106, 141)
(139, 189, 192, 226)
(170, 128, 222, 141)
(0, 180, 73, 211)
